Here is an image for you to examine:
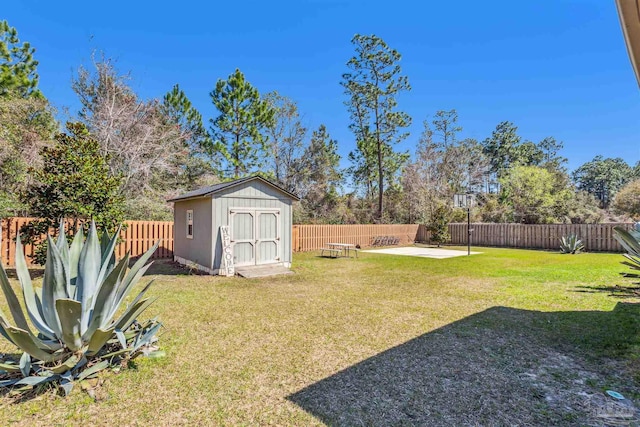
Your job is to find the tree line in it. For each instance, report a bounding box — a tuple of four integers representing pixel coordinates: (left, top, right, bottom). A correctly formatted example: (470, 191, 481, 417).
(1, 20, 639, 242)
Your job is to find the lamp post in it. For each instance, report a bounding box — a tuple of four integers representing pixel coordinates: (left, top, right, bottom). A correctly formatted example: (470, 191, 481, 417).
(466, 194, 472, 256)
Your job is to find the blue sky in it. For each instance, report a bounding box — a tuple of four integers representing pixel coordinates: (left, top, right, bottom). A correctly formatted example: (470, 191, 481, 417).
(4, 0, 639, 172)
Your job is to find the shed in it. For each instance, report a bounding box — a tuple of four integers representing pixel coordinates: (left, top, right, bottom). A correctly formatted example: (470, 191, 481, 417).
(168, 176, 299, 275)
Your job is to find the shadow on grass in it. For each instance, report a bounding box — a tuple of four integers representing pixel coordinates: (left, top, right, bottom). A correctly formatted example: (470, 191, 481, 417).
(574, 284, 640, 299)
(288, 303, 640, 426)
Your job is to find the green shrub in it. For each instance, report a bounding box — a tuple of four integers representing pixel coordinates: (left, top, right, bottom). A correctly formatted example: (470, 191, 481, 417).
(427, 204, 451, 247)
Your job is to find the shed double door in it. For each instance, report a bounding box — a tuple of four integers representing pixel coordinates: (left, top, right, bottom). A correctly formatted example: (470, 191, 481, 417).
(229, 209, 280, 266)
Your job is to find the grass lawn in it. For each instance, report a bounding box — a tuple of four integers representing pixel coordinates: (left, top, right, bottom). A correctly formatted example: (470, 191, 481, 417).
(2, 246, 640, 425)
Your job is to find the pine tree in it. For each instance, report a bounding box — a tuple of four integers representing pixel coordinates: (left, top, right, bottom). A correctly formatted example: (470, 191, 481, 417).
(0, 20, 42, 99)
(342, 34, 411, 221)
(299, 125, 342, 222)
(163, 84, 223, 184)
(210, 69, 274, 178)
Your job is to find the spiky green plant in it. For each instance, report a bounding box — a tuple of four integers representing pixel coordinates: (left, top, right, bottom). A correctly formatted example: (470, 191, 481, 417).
(613, 223, 640, 280)
(559, 234, 584, 254)
(0, 220, 162, 395)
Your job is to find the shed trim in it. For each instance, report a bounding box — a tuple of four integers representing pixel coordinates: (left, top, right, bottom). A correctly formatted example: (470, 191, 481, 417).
(167, 175, 300, 202)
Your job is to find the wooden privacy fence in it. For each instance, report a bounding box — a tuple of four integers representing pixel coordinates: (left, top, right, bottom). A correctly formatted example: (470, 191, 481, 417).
(1, 217, 174, 267)
(4, 218, 633, 264)
(292, 223, 635, 253)
(444, 222, 634, 252)
(292, 224, 420, 252)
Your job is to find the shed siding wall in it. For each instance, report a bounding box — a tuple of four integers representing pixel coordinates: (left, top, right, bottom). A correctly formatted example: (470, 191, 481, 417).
(174, 197, 213, 269)
(212, 181, 292, 270)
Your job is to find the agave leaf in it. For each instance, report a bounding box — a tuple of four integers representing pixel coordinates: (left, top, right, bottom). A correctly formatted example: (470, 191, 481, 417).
(76, 222, 102, 333)
(69, 226, 84, 298)
(117, 240, 159, 302)
(132, 322, 162, 352)
(14, 235, 55, 339)
(59, 378, 74, 396)
(113, 297, 156, 332)
(15, 374, 56, 386)
(0, 313, 14, 343)
(99, 348, 130, 359)
(77, 360, 109, 381)
(48, 354, 80, 375)
(109, 263, 153, 321)
(55, 299, 83, 351)
(86, 327, 115, 356)
(0, 309, 58, 352)
(36, 338, 63, 352)
(41, 235, 68, 337)
(19, 352, 31, 377)
(84, 254, 130, 339)
(72, 355, 88, 374)
(99, 227, 120, 283)
(112, 280, 155, 331)
(614, 227, 640, 257)
(0, 362, 20, 373)
(56, 220, 71, 291)
(0, 378, 20, 387)
(115, 329, 127, 349)
(2, 325, 64, 363)
(0, 263, 31, 332)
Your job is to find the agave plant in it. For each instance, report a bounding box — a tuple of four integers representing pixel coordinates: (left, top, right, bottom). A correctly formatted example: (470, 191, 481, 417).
(0, 220, 162, 395)
(613, 223, 640, 280)
(559, 234, 584, 254)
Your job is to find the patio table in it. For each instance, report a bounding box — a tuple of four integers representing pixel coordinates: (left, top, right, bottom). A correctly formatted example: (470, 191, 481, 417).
(326, 243, 357, 258)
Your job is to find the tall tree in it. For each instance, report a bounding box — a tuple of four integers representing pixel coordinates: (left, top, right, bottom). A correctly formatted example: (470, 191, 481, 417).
(210, 69, 274, 178)
(572, 156, 634, 208)
(19, 122, 124, 264)
(162, 84, 222, 186)
(0, 20, 42, 99)
(423, 110, 488, 195)
(401, 122, 447, 224)
(263, 91, 307, 193)
(537, 136, 567, 172)
(514, 140, 544, 167)
(431, 109, 462, 147)
(342, 34, 411, 221)
(482, 121, 521, 180)
(73, 57, 193, 219)
(298, 125, 342, 222)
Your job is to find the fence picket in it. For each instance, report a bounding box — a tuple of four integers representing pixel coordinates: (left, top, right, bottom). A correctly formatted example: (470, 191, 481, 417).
(1, 218, 174, 267)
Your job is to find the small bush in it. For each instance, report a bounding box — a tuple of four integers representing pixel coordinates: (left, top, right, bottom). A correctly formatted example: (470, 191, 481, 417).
(559, 235, 584, 254)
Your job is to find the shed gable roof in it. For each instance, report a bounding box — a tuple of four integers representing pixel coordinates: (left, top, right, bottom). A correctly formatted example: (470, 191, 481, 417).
(167, 176, 300, 202)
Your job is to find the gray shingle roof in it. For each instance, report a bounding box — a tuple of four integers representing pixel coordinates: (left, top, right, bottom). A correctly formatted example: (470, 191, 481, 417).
(167, 176, 300, 202)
